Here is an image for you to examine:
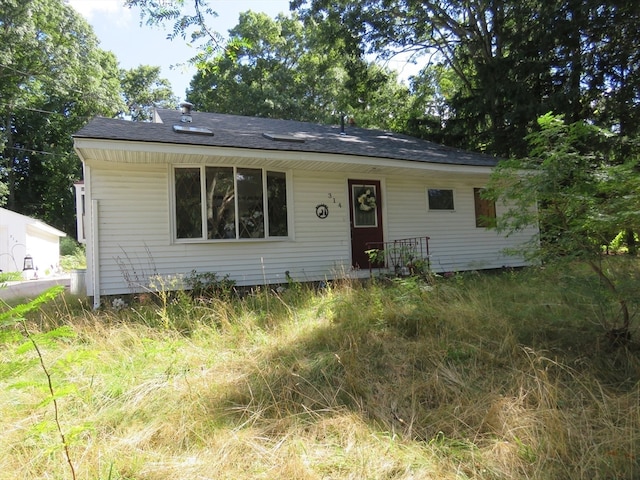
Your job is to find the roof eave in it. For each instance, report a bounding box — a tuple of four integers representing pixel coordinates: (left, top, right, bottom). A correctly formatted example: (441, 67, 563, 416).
(73, 137, 498, 175)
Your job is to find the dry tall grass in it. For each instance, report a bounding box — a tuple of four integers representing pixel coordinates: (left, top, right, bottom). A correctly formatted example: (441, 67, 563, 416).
(1, 265, 639, 479)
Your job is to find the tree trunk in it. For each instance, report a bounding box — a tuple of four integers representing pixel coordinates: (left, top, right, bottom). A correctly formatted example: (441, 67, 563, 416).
(588, 259, 630, 345)
(625, 229, 637, 256)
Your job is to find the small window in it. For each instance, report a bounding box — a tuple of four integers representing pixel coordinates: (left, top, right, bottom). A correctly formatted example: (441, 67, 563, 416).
(474, 188, 496, 228)
(427, 188, 455, 211)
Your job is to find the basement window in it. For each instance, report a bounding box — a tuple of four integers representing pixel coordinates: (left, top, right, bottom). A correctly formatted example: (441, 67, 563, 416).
(173, 166, 289, 241)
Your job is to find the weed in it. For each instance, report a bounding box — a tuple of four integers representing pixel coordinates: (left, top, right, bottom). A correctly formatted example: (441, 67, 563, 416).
(184, 270, 236, 299)
(0, 271, 22, 283)
(0, 286, 77, 479)
(1, 264, 639, 479)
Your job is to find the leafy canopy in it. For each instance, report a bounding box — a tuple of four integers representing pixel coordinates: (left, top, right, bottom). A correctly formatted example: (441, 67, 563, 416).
(120, 65, 178, 121)
(1, 0, 124, 234)
(187, 11, 411, 129)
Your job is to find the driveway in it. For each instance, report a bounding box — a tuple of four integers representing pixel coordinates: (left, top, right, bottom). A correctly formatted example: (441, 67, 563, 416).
(0, 275, 71, 301)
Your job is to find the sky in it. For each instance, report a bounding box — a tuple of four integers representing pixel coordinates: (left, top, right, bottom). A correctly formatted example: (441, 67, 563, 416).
(67, 0, 293, 102)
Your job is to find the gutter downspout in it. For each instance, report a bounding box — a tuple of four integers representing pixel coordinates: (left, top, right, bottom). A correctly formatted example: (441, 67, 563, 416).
(73, 146, 101, 309)
(91, 198, 100, 309)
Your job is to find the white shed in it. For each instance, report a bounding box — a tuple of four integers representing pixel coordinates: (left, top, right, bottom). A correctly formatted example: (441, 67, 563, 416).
(73, 107, 538, 307)
(0, 208, 66, 278)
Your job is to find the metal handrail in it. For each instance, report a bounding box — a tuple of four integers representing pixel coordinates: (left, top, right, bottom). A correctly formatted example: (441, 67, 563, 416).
(365, 236, 430, 276)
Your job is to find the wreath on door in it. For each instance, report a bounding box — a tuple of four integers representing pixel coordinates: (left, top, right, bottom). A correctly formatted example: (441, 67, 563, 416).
(357, 188, 377, 212)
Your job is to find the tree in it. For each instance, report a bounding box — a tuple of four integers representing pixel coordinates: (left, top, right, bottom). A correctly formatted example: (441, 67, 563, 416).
(1, 0, 124, 234)
(127, 1, 640, 158)
(120, 65, 177, 121)
(292, 0, 565, 156)
(187, 11, 338, 122)
(486, 113, 640, 340)
(292, 0, 640, 158)
(187, 11, 411, 129)
(404, 63, 465, 144)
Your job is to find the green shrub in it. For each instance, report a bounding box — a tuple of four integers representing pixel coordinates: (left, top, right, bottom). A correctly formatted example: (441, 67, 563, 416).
(59, 236, 79, 256)
(184, 270, 236, 299)
(59, 244, 86, 271)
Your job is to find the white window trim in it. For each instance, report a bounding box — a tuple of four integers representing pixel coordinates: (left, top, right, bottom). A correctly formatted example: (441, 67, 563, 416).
(426, 187, 456, 212)
(170, 165, 292, 243)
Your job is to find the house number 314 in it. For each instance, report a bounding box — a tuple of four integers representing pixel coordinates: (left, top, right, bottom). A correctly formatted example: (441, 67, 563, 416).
(327, 193, 342, 208)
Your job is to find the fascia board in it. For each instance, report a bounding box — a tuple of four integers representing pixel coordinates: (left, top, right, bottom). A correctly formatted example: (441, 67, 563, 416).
(73, 138, 496, 175)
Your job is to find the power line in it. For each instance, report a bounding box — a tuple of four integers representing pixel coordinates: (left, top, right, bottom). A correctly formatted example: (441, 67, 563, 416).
(0, 63, 86, 95)
(2, 146, 66, 157)
(0, 102, 109, 120)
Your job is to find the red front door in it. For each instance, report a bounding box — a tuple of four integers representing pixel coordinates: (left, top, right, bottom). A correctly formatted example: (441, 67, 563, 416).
(348, 179, 383, 269)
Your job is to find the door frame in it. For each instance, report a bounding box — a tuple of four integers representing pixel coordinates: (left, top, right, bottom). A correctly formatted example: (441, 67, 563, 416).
(347, 179, 384, 269)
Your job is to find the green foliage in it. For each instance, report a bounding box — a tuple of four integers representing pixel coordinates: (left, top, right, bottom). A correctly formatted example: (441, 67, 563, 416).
(488, 113, 634, 261)
(59, 238, 86, 271)
(183, 270, 236, 299)
(0, 271, 23, 283)
(125, 0, 225, 66)
(59, 251, 86, 272)
(0, 0, 125, 234)
(366, 244, 431, 279)
(187, 11, 411, 129)
(0, 181, 8, 207)
(120, 65, 178, 120)
(59, 236, 80, 256)
(0, 286, 64, 326)
(487, 113, 640, 332)
(609, 230, 640, 253)
(0, 286, 77, 478)
(294, 0, 640, 157)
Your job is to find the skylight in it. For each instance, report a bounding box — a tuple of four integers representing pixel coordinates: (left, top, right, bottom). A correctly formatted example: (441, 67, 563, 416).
(173, 125, 214, 136)
(262, 132, 305, 143)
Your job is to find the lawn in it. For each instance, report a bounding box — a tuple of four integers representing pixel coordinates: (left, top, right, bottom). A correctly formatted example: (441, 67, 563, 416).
(1, 263, 639, 479)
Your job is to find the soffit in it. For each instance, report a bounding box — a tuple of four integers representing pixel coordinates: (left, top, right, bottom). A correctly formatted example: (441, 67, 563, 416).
(75, 139, 495, 178)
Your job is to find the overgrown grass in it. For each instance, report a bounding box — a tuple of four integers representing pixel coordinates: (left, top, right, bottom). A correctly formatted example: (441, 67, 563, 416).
(0, 271, 23, 283)
(1, 263, 639, 479)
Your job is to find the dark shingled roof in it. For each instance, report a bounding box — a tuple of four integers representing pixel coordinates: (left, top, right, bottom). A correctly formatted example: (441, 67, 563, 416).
(74, 109, 499, 167)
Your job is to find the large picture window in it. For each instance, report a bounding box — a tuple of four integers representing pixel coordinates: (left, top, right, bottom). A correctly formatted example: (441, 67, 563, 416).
(174, 166, 289, 240)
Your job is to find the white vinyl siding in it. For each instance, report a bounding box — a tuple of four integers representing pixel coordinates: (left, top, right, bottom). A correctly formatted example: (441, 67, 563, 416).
(83, 158, 536, 297)
(87, 162, 353, 295)
(385, 175, 534, 273)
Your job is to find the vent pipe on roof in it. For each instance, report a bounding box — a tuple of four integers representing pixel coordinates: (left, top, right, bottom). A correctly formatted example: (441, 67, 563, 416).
(180, 101, 193, 123)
